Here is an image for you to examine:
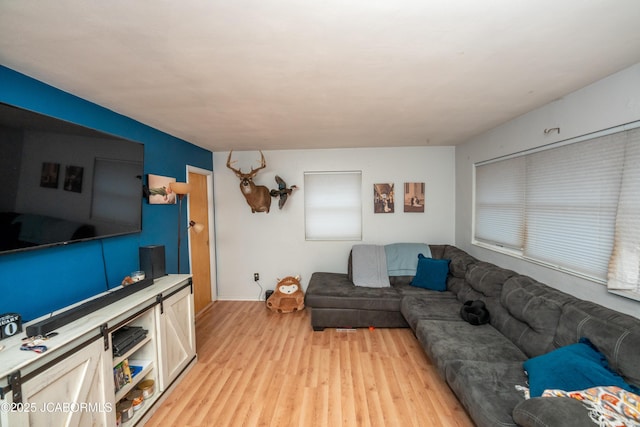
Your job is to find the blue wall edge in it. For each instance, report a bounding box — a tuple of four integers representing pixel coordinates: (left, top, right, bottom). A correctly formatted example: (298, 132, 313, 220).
(0, 65, 213, 321)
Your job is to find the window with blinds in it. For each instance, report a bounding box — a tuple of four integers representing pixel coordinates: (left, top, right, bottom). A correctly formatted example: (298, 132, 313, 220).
(304, 171, 362, 241)
(474, 124, 640, 298)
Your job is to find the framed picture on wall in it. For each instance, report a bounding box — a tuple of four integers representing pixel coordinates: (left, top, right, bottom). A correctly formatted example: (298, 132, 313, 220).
(404, 182, 425, 213)
(147, 173, 177, 204)
(63, 165, 84, 193)
(374, 183, 394, 213)
(40, 162, 60, 188)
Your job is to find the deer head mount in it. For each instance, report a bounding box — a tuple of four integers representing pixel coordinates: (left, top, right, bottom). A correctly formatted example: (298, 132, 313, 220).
(226, 150, 272, 213)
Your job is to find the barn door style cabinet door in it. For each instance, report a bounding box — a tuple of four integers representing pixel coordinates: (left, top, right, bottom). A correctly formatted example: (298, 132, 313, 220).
(156, 283, 196, 391)
(2, 338, 112, 427)
(0, 275, 196, 427)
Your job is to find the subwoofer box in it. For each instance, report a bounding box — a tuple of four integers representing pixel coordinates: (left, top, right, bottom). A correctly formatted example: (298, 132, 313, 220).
(140, 245, 166, 279)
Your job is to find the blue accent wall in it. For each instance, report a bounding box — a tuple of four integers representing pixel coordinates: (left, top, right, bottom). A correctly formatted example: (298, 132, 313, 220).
(0, 66, 213, 321)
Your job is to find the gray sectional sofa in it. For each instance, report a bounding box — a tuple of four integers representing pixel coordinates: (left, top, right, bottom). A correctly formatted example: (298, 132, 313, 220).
(304, 244, 640, 427)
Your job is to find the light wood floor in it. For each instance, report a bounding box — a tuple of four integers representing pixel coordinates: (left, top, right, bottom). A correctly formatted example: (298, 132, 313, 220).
(145, 301, 474, 427)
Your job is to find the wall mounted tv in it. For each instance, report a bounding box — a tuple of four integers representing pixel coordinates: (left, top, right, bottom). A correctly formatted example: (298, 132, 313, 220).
(0, 102, 144, 255)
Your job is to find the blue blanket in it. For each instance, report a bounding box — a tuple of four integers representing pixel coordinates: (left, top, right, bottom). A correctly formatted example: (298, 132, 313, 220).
(385, 243, 432, 276)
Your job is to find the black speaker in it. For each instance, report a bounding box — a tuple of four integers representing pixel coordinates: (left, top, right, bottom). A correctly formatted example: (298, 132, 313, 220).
(139, 245, 166, 279)
(265, 290, 274, 302)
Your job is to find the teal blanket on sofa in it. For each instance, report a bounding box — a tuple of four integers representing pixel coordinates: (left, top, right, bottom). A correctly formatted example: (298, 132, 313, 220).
(385, 243, 431, 276)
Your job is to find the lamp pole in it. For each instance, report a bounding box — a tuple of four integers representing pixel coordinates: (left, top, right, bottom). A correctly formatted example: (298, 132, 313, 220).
(169, 181, 191, 274)
(176, 193, 185, 273)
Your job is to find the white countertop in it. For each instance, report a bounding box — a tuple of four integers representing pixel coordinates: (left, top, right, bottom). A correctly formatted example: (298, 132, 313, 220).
(0, 274, 191, 385)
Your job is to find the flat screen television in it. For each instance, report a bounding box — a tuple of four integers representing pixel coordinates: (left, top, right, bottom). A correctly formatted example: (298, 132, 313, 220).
(0, 102, 144, 254)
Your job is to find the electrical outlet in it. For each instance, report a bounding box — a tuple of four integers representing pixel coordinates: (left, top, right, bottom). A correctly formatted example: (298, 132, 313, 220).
(254, 273, 259, 282)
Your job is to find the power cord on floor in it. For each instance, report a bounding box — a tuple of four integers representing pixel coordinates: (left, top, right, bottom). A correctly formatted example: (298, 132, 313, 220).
(254, 280, 264, 301)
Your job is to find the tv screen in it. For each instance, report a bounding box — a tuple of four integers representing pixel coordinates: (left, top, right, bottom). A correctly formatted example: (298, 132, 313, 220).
(0, 102, 144, 254)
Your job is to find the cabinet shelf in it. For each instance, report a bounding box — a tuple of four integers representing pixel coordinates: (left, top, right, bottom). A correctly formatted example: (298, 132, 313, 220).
(113, 335, 152, 366)
(114, 359, 154, 402)
(127, 387, 161, 426)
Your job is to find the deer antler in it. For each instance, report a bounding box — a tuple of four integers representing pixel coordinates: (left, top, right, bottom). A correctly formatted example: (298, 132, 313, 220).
(227, 150, 267, 178)
(226, 150, 242, 175)
(248, 151, 267, 177)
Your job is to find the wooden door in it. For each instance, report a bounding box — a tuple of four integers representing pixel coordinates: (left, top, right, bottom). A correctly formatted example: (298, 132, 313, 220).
(188, 171, 213, 314)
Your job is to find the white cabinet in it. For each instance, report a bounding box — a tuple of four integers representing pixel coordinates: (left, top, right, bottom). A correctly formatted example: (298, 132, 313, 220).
(156, 284, 196, 391)
(3, 339, 112, 427)
(0, 275, 196, 427)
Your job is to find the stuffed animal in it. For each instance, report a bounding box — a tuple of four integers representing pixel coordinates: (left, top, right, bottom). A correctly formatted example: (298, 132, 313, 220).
(267, 275, 305, 313)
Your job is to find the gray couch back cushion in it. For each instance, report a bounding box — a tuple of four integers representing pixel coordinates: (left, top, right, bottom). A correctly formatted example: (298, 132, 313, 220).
(446, 276, 467, 296)
(555, 300, 640, 386)
(467, 261, 515, 297)
(493, 276, 566, 357)
(443, 245, 477, 278)
(453, 261, 515, 304)
(428, 244, 446, 260)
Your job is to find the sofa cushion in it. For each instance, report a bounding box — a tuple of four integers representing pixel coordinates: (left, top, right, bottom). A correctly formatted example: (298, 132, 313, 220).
(415, 320, 527, 377)
(466, 261, 516, 297)
(443, 245, 477, 278)
(400, 295, 461, 331)
(393, 282, 456, 299)
(428, 244, 446, 260)
(523, 338, 637, 398)
(305, 272, 402, 311)
(446, 360, 526, 427)
(389, 275, 413, 286)
(512, 397, 595, 427)
(493, 276, 566, 357)
(410, 255, 449, 290)
(555, 301, 640, 387)
(445, 276, 467, 295)
(454, 261, 515, 304)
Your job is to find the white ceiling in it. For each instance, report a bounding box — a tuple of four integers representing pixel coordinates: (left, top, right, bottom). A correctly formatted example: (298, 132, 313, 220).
(2, 1, 640, 153)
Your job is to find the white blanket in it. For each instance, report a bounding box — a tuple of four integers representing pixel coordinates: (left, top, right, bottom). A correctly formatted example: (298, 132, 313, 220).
(543, 386, 640, 427)
(352, 244, 390, 287)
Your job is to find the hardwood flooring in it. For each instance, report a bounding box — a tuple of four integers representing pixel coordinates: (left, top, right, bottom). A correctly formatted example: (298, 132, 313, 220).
(145, 301, 474, 427)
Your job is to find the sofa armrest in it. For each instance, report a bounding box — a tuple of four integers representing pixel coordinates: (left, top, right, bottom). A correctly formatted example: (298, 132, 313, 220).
(512, 397, 595, 427)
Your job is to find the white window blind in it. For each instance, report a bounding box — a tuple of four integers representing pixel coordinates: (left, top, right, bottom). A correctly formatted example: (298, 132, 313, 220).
(475, 156, 525, 250)
(304, 171, 362, 241)
(608, 128, 640, 293)
(475, 124, 640, 290)
(524, 134, 625, 278)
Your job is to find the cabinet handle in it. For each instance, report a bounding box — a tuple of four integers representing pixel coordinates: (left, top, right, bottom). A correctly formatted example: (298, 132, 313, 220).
(100, 323, 109, 351)
(7, 371, 22, 404)
(156, 294, 164, 314)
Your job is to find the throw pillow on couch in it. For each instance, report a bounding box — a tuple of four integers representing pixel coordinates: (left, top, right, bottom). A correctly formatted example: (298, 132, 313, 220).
(410, 254, 449, 291)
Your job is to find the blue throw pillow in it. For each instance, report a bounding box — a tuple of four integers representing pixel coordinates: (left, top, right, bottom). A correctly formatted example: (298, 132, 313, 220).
(523, 338, 637, 398)
(410, 254, 449, 291)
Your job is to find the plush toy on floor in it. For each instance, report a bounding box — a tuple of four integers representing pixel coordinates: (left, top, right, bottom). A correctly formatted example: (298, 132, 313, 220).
(267, 275, 305, 313)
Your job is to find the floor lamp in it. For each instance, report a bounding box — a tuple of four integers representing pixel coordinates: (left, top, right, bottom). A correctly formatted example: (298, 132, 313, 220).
(169, 181, 191, 274)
